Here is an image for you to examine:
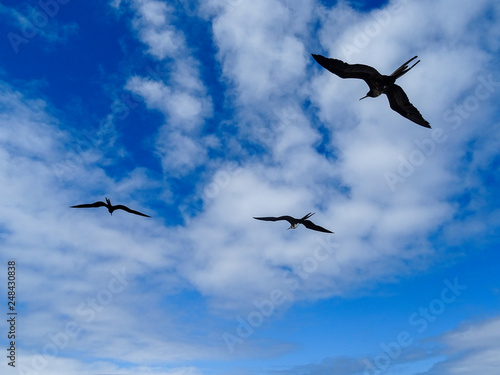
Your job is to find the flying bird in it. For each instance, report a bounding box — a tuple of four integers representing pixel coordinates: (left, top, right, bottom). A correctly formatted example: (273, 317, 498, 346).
(70, 197, 150, 217)
(254, 212, 333, 233)
(312, 54, 430, 128)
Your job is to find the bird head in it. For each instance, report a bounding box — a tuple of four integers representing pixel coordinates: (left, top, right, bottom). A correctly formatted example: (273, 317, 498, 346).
(359, 93, 370, 100)
(287, 223, 299, 230)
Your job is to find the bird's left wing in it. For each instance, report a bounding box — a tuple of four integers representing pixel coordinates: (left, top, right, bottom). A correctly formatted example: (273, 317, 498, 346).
(114, 205, 151, 217)
(384, 84, 430, 128)
(70, 201, 107, 208)
(253, 216, 280, 221)
(302, 220, 334, 233)
(312, 54, 381, 83)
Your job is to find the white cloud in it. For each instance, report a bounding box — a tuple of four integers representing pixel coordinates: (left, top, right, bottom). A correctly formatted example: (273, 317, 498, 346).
(131, 0, 185, 59)
(156, 130, 208, 172)
(420, 316, 500, 375)
(208, 0, 311, 106)
(159, 0, 500, 315)
(121, 0, 213, 176)
(0, 81, 224, 373)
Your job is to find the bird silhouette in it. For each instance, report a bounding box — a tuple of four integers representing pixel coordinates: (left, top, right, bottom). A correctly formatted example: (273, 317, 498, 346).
(70, 197, 150, 217)
(312, 54, 430, 128)
(254, 212, 333, 233)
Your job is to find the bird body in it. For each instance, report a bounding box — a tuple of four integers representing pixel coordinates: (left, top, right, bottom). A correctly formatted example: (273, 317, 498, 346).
(71, 197, 150, 217)
(254, 212, 333, 233)
(312, 54, 430, 128)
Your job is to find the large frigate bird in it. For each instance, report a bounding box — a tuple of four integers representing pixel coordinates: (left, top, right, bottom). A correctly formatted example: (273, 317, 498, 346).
(254, 212, 333, 233)
(71, 197, 150, 217)
(312, 54, 430, 128)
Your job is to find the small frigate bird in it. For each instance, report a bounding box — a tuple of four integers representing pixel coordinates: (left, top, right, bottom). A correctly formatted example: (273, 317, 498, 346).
(312, 54, 430, 128)
(70, 197, 150, 217)
(254, 212, 333, 233)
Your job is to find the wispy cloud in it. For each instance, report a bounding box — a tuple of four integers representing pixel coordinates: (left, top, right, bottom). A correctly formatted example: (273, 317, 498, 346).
(1, 2, 78, 54)
(119, 0, 213, 177)
(0, 80, 219, 373)
(421, 316, 500, 375)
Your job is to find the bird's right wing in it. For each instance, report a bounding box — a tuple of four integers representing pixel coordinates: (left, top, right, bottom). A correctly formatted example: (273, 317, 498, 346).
(312, 54, 382, 83)
(384, 84, 430, 128)
(70, 201, 107, 208)
(302, 220, 334, 233)
(115, 205, 151, 217)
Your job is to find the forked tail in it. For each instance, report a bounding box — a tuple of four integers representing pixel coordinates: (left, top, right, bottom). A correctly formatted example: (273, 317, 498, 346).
(300, 212, 314, 221)
(390, 56, 420, 79)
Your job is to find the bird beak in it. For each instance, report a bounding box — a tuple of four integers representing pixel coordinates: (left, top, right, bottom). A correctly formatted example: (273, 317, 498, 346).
(359, 95, 369, 101)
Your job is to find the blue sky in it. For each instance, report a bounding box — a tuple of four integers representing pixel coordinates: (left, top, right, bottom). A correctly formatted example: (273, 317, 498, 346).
(1, 0, 499, 374)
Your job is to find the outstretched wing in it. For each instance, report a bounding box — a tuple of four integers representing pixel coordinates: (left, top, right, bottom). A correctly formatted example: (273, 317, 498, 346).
(70, 201, 107, 209)
(312, 54, 382, 88)
(114, 205, 151, 217)
(253, 216, 294, 222)
(384, 84, 430, 128)
(302, 220, 334, 233)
